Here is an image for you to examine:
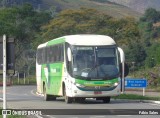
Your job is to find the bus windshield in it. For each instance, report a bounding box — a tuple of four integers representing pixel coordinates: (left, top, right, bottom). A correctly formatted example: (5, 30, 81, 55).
(72, 46, 119, 80)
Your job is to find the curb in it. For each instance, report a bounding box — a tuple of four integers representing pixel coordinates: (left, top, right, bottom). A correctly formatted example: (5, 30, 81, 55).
(0, 82, 12, 86)
(113, 99, 160, 104)
(143, 100, 160, 104)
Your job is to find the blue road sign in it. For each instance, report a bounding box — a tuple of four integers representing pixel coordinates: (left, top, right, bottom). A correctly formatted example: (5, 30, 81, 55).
(125, 78, 147, 88)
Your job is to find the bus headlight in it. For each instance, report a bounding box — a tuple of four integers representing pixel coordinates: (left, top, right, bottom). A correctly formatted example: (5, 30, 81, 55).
(114, 82, 119, 86)
(76, 83, 85, 88)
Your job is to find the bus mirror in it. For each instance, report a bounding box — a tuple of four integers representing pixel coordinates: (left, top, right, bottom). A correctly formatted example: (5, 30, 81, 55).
(124, 63, 129, 77)
(67, 48, 72, 61)
(118, 47, 125, 63)
(119, 63, 129, 77)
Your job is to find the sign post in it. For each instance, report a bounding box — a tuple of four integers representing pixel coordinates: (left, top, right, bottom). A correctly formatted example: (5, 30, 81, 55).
(3, 34, 7, 118)
(125, 78, 147, 96)
(143, 87, 145, 96)
(0, 36, 15, 74)
(0, 35, 15, 118)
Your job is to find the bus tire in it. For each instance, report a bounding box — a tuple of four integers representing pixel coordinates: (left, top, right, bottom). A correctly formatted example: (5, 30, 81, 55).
(102, 97, 111, 103)
(50, 96, 56, 100)
(43, 85, 50, 101)
(64, 86, 72, 103)
(48, 95, 56, 101)
(75, 97, 85, 103)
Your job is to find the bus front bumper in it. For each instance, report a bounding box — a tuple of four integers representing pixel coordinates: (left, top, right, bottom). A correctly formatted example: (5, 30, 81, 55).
(69, 84, 121, 98)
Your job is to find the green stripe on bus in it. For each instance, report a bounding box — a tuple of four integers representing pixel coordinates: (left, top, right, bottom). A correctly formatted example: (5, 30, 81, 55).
(47, 37, 65, 46)
(75, 78, 118, 86)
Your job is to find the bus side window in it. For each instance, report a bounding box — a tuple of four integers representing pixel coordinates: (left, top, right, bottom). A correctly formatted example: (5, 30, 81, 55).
(42, 48, 46, 64)
(48, 46, 52, 63)
(46, 47, 49, 63)
(52, 46, 55, 62)
(37, 49, 42, 64)
(60, 44, 64, 61)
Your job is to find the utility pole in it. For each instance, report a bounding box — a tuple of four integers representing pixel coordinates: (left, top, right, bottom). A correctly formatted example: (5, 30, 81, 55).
(3, 34, 7, 118)
(0, 35, 15, 117)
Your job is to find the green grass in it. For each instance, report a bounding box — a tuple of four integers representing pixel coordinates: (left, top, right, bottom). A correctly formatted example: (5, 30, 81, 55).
(113, 94, 160, 101)
(0, 76, 36, 85)
(129, 65, 160, 91)
(0, 115, 25, 118)
(11, 76, 36, 85)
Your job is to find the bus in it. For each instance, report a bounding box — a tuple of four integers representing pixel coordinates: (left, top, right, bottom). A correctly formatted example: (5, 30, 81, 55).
(36, 34, 128, 103)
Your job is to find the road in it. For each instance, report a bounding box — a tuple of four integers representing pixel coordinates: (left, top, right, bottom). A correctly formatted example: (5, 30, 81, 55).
(0, 85, 160, 118)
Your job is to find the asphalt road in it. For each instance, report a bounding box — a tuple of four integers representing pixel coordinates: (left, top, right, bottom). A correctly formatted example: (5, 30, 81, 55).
(0, 85, 160, 118)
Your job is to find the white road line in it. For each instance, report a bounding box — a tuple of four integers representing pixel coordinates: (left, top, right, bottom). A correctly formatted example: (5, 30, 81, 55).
(34, 115, 56, 118)
(116, 115, 132, 117)
(31, 89, 44, 97)
(46, 115, 57, 118)
(90, 116, 106, 118)
(34, 114, 44, 118)
(31, 89, 37, 96)
(149, 103, 160, 107)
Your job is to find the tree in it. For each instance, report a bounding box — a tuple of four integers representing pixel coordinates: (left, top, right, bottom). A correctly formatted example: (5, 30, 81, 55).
(138, 8, 160, 69)
(40, 7, 140, 47)
(140, 8, 160, 23)
(0, 4, 51, 73)
(40, 8, 114, 41)
(145, 43, 160, 68)
(125, 41, 146, 68)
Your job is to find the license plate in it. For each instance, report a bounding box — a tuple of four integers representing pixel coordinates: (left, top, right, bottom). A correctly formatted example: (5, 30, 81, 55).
(94, 91, 102, 94)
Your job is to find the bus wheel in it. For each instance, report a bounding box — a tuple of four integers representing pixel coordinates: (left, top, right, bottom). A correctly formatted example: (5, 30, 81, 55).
(50, 96, 56, 100)
(64, 86, 72, 103)
(102, 97, 111, 103)
(43, 85, 50, 101)
(75, 98, 85, 103)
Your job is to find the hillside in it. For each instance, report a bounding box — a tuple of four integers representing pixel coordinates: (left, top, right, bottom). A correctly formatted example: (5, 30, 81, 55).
(42, 0, 142, 19)
(108, 0, 160, 13)
(0, 0, 142, 19)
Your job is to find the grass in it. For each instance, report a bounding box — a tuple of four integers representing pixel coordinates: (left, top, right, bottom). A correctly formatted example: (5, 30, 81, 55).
(11, 76, 36, 85)
(0, 115, 25, 118)
(129, 65, 160, 91)
(113, 93, 160, 101)
(0, 75, 36, 85)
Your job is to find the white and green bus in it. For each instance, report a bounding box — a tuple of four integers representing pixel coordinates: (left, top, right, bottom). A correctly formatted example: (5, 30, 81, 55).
(36, 34, 128, 103)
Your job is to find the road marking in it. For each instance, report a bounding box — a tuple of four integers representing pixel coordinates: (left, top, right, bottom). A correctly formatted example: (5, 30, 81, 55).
(46, 115, 56, 118)
(34, 114, 44, 118)
(31, 89, 44, 97)
(31, 89, 37, 96)
(90, 116, 106, 118)
(90, 115, 132, 118)
(0, 97, 3, 100)
(150, 103, 160, 107)
(116, 115, 132, 117)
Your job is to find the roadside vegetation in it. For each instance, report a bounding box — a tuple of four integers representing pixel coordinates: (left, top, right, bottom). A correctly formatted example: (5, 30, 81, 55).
(0, 115, 25, 118)
(113, 94, 160, 101)
(0, 4, 160, 89)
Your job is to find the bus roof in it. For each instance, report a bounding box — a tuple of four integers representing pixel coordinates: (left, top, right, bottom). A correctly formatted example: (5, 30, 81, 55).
(38, 34, 116, 48)
(65, 35, 116, 46)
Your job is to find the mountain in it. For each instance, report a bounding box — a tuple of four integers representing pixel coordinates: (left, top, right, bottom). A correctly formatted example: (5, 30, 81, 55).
(41, 0, 142, 19)
(0, 0, 142, 19)
(0, 0, 43, 9)
(108, 0, 160, 13)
